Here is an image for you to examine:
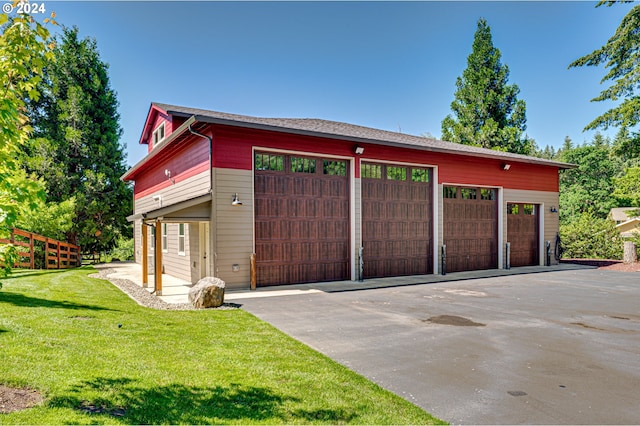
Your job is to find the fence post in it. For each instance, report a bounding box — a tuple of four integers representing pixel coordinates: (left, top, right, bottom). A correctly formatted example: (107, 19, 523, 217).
(29, 233, 34, 269)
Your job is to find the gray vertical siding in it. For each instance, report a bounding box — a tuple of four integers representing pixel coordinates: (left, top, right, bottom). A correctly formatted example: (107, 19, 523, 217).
(214, 167, 253, 289)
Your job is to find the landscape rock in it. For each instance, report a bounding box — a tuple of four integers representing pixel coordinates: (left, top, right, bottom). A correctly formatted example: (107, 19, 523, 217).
(188, 277, 225, 308)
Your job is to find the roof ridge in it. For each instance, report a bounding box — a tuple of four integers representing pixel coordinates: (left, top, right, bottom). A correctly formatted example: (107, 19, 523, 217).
(148, 102, 574, 169)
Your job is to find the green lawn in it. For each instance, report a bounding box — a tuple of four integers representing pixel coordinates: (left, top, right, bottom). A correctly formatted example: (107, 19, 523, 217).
(0, 267, 444, 424)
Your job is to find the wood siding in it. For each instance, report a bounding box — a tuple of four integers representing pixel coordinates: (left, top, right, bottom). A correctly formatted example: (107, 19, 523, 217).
(134, 171, 210, 215)
(133, 222, 194, 282)
(134, 136, 210, 199)
(160, 223, 191, 282)
(211, 125, 559, 193)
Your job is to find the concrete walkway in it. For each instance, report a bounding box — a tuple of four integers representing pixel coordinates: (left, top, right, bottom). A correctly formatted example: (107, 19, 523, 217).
(96, 261, 594, 304)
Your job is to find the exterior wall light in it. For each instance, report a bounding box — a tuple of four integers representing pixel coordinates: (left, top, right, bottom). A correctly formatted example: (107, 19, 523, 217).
(232, 193, 243, 206)
(550, 206, 558, 213)
(355, 146, 365, 155)
(502, 163, 511, 171)
(164, 169, 175, 184)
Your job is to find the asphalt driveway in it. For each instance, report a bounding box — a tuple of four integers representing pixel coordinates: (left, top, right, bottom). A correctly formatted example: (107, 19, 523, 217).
(239, 269, 640, 425)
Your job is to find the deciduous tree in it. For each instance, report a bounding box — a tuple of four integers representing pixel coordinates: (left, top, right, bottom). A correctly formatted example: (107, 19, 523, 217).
(558, 134, 620, 222)
(0, 10, 56, 280)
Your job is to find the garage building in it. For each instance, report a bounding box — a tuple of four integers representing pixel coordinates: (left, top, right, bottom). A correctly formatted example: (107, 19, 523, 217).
(122, 103, 571, 292)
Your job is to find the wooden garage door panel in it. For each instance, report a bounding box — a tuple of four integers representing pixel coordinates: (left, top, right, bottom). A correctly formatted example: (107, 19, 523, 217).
(255, 153, 350, 286)
(507, 203, 539, 267)
(362, 164, 433, 278)
(443, 186, 498, 272)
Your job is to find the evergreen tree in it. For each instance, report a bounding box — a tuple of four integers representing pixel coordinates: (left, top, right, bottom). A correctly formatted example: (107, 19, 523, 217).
(569, 2, 640, 136)
(441, 18, 530, 154)
(24, 26, 132, 252)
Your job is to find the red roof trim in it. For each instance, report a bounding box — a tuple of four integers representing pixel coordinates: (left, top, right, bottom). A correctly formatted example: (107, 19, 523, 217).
(138, 104, 170, 145)
(122, 115, 197, 181)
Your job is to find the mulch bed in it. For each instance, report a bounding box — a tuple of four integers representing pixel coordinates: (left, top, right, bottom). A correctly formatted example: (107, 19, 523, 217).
(561, 259, 640, 272)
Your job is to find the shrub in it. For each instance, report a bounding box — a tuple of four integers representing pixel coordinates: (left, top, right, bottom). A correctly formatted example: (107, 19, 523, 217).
(560, 212, 624, 259)
(109, 236, 134, 261)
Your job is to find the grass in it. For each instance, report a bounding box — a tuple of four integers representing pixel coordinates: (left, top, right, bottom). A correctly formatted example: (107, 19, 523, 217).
(0, 267, 444, 424)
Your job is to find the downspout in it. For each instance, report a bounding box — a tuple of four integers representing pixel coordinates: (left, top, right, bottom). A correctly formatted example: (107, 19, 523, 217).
(188, 123, 216, 277)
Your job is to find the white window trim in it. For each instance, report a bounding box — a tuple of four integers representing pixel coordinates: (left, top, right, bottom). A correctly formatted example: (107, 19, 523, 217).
(178, 223, 186, 256)
(152, 122, 166, 147)
(161, 223, 168, 253)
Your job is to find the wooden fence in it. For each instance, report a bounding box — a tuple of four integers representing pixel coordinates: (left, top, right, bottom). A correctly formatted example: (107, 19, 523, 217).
(0, 228, 80, 269)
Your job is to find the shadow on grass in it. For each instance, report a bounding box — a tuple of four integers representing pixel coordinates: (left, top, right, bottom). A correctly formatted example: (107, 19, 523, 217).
(2, 268, 85, 280)
(49, 376, 357, 424)
(0, 291, 115, 311)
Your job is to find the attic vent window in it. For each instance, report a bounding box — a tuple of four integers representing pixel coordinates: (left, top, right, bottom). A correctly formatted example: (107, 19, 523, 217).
(153, 122, 166, 146)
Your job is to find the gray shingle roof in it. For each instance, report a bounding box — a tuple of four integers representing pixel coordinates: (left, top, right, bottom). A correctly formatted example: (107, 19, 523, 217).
(610, 207, 640, 222)
(152, 102, 573, 169)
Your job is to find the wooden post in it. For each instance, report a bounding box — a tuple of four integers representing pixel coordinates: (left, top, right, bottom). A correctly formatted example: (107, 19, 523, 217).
(250, 253, 257, 290)
(56, 241, 61, 269)
(141, 223, 148, 288)
(155, 220, 163, 295)
(29, 233, 34, 269)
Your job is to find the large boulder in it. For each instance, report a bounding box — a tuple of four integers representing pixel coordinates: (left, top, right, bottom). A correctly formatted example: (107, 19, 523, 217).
(189, 277, 225, 308)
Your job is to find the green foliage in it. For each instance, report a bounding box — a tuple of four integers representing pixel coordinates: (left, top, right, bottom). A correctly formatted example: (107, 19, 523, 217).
(569, 2, 640, 134)
(558, 134, 621, 222)
(108, 236, 134, 261)
(0, 10, 56, 281)
(441, 18, 530, 154)
(16, 197, 75, 240)
(612, 167, 640, 206)
(0, 268, 442, 424)
(24, 26, 132, 252)
(560, 212, 624, 259)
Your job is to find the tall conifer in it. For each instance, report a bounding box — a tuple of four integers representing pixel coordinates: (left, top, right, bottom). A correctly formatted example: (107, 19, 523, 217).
(25, 26, 132, 251)
(441, 18, 530, 154)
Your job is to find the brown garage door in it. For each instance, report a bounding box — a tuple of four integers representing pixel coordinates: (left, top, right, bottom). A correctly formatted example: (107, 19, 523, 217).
(362, 163, 433, 278)
(443, 186, 498, 272)
(507, 203, 539, 267)
(254, 152, 350, 286)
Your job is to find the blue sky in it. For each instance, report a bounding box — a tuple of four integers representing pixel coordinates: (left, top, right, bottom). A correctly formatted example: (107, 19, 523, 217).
(37, 1, 631, 166)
